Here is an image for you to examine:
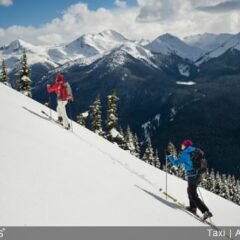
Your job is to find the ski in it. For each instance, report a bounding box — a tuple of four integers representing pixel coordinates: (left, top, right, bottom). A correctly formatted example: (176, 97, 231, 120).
(41, 110, 64, 127)
(159, 188, 217, 228)
(41, 110, 72, 130)
(158, 188, 233, 239)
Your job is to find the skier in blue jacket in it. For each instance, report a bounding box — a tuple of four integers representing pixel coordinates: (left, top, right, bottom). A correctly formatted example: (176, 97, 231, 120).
(166, 139, 213, 220)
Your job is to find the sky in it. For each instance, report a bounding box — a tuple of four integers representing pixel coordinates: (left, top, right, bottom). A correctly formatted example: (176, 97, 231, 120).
(0, 0, 239, 46)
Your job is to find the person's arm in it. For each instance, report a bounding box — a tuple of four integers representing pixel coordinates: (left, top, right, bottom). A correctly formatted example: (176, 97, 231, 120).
(167, 152, 186, 167)
(47, 83, 58, 93)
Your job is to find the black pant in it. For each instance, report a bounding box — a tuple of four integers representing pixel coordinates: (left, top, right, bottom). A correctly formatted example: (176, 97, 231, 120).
(187, 175, 209, 213)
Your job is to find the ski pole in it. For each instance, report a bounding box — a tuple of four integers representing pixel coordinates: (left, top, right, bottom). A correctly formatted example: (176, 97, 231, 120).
(68, 101, 74, 132)
(165, 154, 168, 200)
(48, 92, 52, 120)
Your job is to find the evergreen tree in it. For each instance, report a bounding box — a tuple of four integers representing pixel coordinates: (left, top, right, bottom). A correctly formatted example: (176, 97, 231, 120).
(208, 169, 216, 192)
(117, 127, 128, 150)
(227, 175, 235, 201)
(0, 59, 11, 86)
(235, 180, 240, 205)
(125, 126, 136, 155)
(221, 174, 230, 200)
(105, 90, 126, 147)
(214, 172, 222, 195)
(106, 90, 119, 132)
(90, 95, 103, 135)
(153, 149, 161, 169)
(133, 134, 141, 159)
(77, 111, 89, 127)
(142, 138, 154, 165)
(200, 169, 209, 189)
(18, 50, 32, 97)
(231, 177, 240, 205)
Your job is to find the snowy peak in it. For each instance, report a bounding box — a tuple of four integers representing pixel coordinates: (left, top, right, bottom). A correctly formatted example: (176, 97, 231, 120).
(1, 39, 33, 54)
(196, 32, 240, 65)
(65, 30, 128, 57)
(146, 33, 205, 61)
(158, 33, 180, 42)
(184, 33, 234, 51)
(98, 29, 127, 42)
(0, 39, 60, 71)
(114, 42, 153, 62)
(97, 42, 158, 71)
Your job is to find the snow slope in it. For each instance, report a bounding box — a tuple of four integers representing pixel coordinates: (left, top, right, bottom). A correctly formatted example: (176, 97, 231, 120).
(0, 83, 239, 226)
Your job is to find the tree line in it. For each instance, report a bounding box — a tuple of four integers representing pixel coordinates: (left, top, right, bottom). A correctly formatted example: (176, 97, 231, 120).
(79, 91, 240, 206)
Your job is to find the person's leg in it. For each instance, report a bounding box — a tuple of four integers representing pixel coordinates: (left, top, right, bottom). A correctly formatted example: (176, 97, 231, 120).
(187, 178, 197, 211)
(58, 100, 69, 128)
(188, 176, 209, 214)
(56, 101, 63, 122)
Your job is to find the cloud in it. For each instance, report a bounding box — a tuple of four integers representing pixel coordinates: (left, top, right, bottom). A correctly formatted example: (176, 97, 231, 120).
(115, 0, 127, 8)
(197, 0, 240, 13)
(136, 0, 191, 22)
(0, 0, 13, 7)
(0, 1, 239, 46)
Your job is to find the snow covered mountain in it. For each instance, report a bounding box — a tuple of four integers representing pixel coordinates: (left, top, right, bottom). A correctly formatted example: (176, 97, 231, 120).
(65, 29, 128, 57)
(0, 39, 59, 71)
(55, 41, 158, 74)
(0, 83, 240, 226)
(184, 33, 234, 52)
(196, 33, 240, 65)
(146, 33, 205, 62)
(0, 30, 129, 73)
(1, 31, 239, 75)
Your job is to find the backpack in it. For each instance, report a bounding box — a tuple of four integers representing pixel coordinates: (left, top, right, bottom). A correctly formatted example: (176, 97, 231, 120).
(65, 82, 73, 99)
(190, 148, 207, 174)
(57, 81, 73, 101)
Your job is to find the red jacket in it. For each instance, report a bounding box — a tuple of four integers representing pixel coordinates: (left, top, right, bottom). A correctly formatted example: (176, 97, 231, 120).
(47, 81, 69, 101)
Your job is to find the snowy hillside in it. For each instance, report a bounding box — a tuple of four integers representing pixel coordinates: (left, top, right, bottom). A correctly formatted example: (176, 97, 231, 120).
(0, 84, 240, 226)
(146, 33, 205, 61)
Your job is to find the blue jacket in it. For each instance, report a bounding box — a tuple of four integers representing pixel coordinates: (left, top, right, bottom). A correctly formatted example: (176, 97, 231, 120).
(167, 146, 197, 177)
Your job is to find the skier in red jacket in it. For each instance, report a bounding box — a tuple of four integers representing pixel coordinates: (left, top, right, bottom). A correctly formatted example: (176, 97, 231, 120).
(47, 74, 73, 129)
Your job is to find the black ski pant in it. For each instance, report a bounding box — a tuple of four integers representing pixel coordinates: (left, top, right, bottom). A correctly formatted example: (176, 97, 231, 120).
(187, 175, 209, 213)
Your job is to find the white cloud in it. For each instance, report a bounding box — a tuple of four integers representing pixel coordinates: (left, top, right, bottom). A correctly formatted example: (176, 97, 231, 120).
(136, 0, 191, 22)
(115, 0, 127, 8)
(0, 0, 12, 7)
(0, 1, 239, 46)
(197, 0, 240, 13)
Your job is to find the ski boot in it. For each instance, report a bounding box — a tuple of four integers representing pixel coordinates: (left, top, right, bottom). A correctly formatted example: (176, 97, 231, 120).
(186, 206, 197, 215)
(202, 211, 213, 221)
